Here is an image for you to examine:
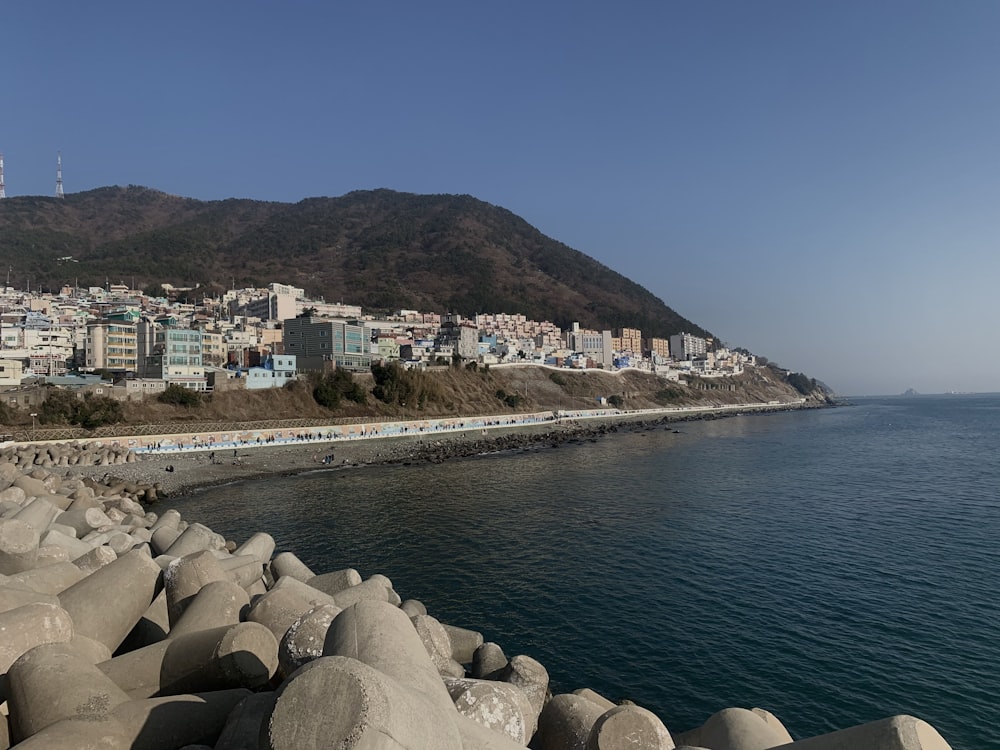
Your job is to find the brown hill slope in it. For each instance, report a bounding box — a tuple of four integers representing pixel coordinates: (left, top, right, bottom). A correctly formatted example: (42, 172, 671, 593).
(118, 364, 828, 427)
(0, 186, 708, 339)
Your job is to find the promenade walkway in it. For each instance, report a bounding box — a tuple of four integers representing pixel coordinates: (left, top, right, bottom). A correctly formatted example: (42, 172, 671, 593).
(88, 399, 803, 456)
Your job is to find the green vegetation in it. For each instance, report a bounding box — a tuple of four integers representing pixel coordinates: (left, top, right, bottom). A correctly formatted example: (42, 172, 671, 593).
(158, 384, 203, 407)
(39, 389, 124, 429)
(0, 402, 17, 426)
(654, 386, 685, 404)
(0, 187, 710, 339)
(371, 362, 443, 408)
(494, 389, 523, 408)
(311, 369, 366, 409)
(607, 394, 624, 408)
(785, 371, 817, 396)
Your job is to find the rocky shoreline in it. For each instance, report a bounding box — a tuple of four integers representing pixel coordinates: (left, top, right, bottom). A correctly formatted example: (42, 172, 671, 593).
(55, 407, 794, 499)
(0, 409, 956, 749)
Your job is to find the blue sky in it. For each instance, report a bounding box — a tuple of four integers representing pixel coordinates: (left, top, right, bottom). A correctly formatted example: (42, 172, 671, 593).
(3, 2, 999, 395)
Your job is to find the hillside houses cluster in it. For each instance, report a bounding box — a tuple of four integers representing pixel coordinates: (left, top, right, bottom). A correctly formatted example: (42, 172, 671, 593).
(0, 281, 755, 403)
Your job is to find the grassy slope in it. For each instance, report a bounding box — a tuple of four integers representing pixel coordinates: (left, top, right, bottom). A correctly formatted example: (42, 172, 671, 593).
(116, 365, 822, 428)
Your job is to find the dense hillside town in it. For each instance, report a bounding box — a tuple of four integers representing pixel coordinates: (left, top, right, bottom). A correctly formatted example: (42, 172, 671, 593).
(0, 280, 757, 405)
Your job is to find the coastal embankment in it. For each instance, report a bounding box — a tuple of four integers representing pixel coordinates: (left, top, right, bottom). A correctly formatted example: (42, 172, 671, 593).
(0, 433, 956, 748)
(29, 400, 809, 497)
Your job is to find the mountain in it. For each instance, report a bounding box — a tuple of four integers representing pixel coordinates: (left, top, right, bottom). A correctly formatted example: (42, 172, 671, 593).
(0, 186, 709, 339)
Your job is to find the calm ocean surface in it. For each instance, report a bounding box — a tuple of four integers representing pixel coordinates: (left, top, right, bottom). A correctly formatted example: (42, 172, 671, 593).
(170, 394, 1000, 749)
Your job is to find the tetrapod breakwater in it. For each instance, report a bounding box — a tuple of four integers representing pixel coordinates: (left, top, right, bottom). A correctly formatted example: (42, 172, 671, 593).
(0, 441, 954, 749)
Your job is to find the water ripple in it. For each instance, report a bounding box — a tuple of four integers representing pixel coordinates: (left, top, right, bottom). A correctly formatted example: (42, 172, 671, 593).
(172, 396, 1000, 750)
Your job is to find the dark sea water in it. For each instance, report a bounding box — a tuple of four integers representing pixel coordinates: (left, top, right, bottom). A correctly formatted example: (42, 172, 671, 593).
(169, 395, 1000, 749)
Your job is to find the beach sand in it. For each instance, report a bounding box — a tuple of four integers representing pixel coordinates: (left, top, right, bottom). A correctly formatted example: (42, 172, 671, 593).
(63, 421, 596, 497)
(57, 402, 814, 498)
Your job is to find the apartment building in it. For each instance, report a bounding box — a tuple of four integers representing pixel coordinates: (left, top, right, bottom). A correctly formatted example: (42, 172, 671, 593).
(282, 317, 372, 371)
(85, 321, 138, 373)
(670, 332, 708, 361)
(613, 327, 643, 354)
(141, 328, 206, 390)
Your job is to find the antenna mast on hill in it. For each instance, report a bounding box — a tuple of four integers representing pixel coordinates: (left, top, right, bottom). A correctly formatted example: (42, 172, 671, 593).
(0, 153, 6, 199)
(55, 152, 64, 198)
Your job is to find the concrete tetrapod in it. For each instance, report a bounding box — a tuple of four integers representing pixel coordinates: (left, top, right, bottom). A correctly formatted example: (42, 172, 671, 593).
(444, 675, 536, 745)
(472, 640, 509, 679)
(305, 566, 362, 595)
(233, 531, 276, 565)
(316, 599, 532, 750)
(169, 579, 250, 639)
(34, 543, 70, 565)
(217, 553, 267, 590)
(12, 496, 63, 534)
(6, 641, 132, 743)
(0, 517, 39, 574)
(8, 559, 84, 594)
(72, 545, 118, 575)
(329, 575, 394, 609)
(55, 506, 114, 538)
(441, 621, 485, 664)
(151, 525, 183, 555)
(269, 550, 316, 583)
(323, 599, 456, 712)
(535, 693, 608, 750)
(278, 602, 341, 677)
(164, 549, 230, 625)
(4, 715, 131, 750)
(112, 687, 253, 750)
(247, 584, 326, 643)
(0, 602, 75, 674)
(215, 691, 277, 750)
(411, 612, 465, 677)
(0, 585, 59, 615)
(263, 655, 463, 750)
(97, 621, 278, 698)
(400, 598, 427, 617)
(40, 527, 93, 560)
(118, 588, 171, 653)
(148, 508, 182, 533)
(573, 688, 616, 711)
(769, 714, 952, 750)
(58, 548, 162, 653)
(750, 708, 794, 745)
(678, 707, 789, 750)
(586, 704, 674, 750)
(500, 653, 551, 735)
(164, 522, 227, 558)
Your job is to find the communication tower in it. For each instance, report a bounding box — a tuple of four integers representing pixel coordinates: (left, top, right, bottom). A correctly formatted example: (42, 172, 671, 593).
(0, 153, 5, 199)
(56, 152, 64, 198)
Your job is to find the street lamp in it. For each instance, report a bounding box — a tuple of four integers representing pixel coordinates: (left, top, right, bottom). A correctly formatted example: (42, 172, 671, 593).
(30, 413, 37, 441)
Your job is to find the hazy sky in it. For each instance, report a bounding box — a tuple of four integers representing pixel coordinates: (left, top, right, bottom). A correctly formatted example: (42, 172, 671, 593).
(3, 2, 998, 395)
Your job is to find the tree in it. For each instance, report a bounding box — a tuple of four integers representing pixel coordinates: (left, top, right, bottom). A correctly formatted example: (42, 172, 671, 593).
(39, 388, 123, 428)
(0, 401, 16, 425)
(785, 372, 816, 396)
(312, 369, 366, 409)
(158, 384, 202, 407)
(77, 394, 124, 429)
(39, 389, 81, 425)
(371, 361, 415, 405)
